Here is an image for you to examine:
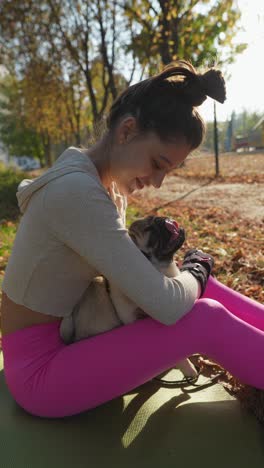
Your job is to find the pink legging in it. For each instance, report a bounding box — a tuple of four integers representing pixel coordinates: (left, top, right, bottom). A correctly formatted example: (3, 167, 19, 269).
(2, 276, 264, 418)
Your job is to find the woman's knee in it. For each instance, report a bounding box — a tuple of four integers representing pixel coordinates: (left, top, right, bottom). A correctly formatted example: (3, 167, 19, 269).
(195, 297, 225, 315)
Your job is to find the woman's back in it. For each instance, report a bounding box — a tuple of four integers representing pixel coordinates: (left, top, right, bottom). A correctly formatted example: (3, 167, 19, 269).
(1, 148, 104, 321)
(0, 292, 59, 336)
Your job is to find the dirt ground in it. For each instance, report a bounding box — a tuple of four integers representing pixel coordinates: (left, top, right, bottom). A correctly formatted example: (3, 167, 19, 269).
(140, 176, 264, 221)
(136, 152, 264, 223)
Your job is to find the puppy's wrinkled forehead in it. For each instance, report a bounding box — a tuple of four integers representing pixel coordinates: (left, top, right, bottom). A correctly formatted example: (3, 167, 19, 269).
(129, 215, 185, 261)
(129, 216, 177, 247)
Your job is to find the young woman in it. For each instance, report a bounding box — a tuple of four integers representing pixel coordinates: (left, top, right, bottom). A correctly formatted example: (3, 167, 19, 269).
(1, 60, 263, 418)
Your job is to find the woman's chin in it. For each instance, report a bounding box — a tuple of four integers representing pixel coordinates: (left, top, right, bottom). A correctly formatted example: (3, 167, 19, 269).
(119, 179, 139, 195)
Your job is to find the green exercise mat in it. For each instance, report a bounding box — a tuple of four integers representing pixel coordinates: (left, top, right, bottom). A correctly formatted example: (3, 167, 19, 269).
(0, 351, 263, 468)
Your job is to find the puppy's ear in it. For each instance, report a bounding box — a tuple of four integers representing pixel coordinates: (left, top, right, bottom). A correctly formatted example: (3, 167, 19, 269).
(173, 227, 185, 251)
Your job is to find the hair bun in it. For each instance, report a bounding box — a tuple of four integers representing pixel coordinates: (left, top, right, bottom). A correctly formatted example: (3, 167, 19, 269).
(155, 61, 226, 107)
(198, 69, 226, 104)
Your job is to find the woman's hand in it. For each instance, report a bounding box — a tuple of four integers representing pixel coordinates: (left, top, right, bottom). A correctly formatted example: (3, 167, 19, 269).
(180, 249, 214, 297)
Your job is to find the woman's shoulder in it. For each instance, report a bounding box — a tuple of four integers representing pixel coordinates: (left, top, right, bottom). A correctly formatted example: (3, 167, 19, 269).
(47, 146, 105, 191)
(44, 170, 108, 202)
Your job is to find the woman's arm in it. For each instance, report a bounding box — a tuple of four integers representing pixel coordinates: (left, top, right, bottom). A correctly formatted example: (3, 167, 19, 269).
(43, 172, 200, 325)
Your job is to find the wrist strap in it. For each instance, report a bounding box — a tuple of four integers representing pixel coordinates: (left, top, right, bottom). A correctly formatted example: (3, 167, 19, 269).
(181, 263, 208, 297)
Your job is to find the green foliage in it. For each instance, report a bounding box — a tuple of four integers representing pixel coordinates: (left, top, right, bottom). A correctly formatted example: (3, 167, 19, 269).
(126, 205, 141, 227)
(0, 116, 44, 162)
(0, 74, 45, 161)
(124, 0, 247, 71)
(0, 220, 16, 257)
(0, 163, 26, 221)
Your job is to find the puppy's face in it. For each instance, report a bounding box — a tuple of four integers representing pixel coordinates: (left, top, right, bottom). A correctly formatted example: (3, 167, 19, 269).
(128, 216, 185, 263)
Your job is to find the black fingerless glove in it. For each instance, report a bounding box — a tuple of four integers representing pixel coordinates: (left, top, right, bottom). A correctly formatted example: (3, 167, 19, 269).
(180, 249, 214, 297)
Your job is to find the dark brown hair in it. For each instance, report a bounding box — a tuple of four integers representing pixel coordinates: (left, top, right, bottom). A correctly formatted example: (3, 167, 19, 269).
(107, 60, 226, 150)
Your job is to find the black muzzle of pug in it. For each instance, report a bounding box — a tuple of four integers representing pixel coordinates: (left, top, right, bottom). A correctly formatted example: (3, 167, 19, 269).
(129, 216, 185, 262)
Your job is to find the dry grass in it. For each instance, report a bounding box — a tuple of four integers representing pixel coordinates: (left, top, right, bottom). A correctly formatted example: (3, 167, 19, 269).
(175, 151, 264, 182)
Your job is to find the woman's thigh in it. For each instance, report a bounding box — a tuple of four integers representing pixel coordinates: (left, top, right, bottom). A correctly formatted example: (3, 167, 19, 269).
(2, 312, 204, 418)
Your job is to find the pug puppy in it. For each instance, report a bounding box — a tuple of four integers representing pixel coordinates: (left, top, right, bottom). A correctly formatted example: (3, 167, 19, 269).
(60, 216, 197, 378)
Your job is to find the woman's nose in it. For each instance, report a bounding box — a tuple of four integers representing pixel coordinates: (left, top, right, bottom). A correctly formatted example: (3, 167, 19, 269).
(152, 171, 166, 189)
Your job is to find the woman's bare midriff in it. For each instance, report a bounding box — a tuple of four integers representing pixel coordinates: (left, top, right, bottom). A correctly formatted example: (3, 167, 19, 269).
(0, 292, 61, 337)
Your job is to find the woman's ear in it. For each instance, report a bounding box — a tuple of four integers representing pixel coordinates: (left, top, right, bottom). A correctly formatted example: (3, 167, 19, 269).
(117, 116, 139, 144)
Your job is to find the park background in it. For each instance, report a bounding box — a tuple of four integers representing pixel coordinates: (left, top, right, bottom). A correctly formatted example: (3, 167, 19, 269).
(0, 0, 263, 419)
(0, 0, 263, 165)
